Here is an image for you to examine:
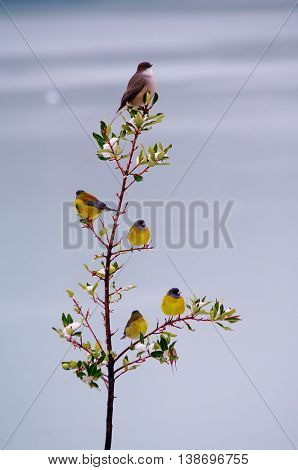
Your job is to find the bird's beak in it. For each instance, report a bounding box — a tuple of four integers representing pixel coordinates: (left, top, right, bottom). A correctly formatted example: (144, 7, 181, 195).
(149, 63, 153, 67)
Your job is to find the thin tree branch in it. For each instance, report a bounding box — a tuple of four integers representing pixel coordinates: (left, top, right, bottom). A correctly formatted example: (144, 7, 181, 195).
(115, 314, 211, 363)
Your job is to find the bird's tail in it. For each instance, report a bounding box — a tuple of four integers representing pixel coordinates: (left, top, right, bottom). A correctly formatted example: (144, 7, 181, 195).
(110, 106, 126, 125)
(110, 110, 121, 125)
(106, 207, 126, 215)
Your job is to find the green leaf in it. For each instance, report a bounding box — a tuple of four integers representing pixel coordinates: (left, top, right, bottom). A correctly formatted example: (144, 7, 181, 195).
(134, 113, 144, 128)
(92, 132, 105, 147)
(94, 368, 102, 378)
(185, 322, 195, 331)
(76, 371, 85, 380)
(61, 313, 68, 327)
(139, 332, 144, 344)
(225, 308, 236, 317)
(97, 153, 110, 161)
(133, 174, 143, 182)
(159, 335, 168, 351)
(121, 285, 137, 292)
(152, 93, 159, 106)
(100, 121, 107, 139)
(144, 91, 151, 105)
(98, 353, 107, 364)
(216, 322, 233, 331)
(52, 327, 63, 338)
(148, 146, 155, 158)
(164, 144, 172, 153)
(72, 331, 82, 337)
(151, 351, 164, 359)
(106, 124, 111, 138)
(225, 316, 241, 324)
(90, 382, 99, 389)
(99, 227, 108, 237)
(87, 281, 99, 295)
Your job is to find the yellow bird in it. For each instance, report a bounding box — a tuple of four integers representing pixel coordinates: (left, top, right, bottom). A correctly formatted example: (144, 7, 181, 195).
(74, 190, 116, 222)
(121, 310, 148, 340)
(127, 219, 150, 247)
(161, 288, 185, 316)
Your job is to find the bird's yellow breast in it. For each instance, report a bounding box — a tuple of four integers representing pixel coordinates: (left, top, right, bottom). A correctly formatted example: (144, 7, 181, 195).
(74, 198, 101, 221)
(125, 317, 148, 339)
(161, 295, 185, 316)
(128, 226, 150, 246)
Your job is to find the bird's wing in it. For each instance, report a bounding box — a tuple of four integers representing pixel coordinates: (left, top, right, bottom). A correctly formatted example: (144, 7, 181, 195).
(82, 192, 98, 201)
(117, 73, 146, 111)
(125, 316, 134, 329)
(85, 200, 107, 211)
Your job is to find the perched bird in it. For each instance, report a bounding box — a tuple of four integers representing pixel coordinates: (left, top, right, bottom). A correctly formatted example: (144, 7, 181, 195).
(127, 219, 151, 247)
(161, 288, 185, 316)
(112, 62, 157, 123)
(74, 190, 116, 222)
(121, 310, 148, 340)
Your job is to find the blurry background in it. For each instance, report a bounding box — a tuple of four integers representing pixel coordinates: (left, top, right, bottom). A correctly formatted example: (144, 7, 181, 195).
(1, 0, 298, 450)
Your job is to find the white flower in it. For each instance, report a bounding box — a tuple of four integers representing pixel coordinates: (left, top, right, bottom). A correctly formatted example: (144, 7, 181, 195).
(197, 301, 207, 308)
(134, 343, 146, 352)
(62, 322, 82, 339)
(86, 284, 95, 292)
(82, 376, 94, 384)
(225, 307, 232, 313)
(135, 343, 156, 354)
(103, 137, 118, 153)
(147, 344, 155, 353)
(96, 265, 117, 279)
(96, 269, 105, 278)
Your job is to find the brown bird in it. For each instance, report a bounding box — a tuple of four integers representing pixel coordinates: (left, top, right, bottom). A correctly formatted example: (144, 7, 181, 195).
(111, 62, 157, 123)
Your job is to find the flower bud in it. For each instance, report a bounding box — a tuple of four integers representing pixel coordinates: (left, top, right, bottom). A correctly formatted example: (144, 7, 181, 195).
(62, 322, 82, 338)
(62, 362, 71, 370)
(103, 137, 118, 153)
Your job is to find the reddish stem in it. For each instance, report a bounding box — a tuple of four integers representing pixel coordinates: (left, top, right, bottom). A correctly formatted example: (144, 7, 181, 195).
(115, 315, 211, 363)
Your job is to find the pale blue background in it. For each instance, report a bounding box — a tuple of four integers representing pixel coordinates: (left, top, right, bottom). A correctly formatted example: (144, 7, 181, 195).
(1, 0, 297, 450)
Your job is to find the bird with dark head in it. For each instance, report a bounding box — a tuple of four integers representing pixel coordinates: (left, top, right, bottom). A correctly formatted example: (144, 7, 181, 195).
(111, 62, 157, 122)
(134, 219, 146, 229)
(127, 219, 151, 247)
(162, 288, 186, 316)
(74, 190, 116, 222)
(168, 288, 181, 298)
(136, 62, 153, 72)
